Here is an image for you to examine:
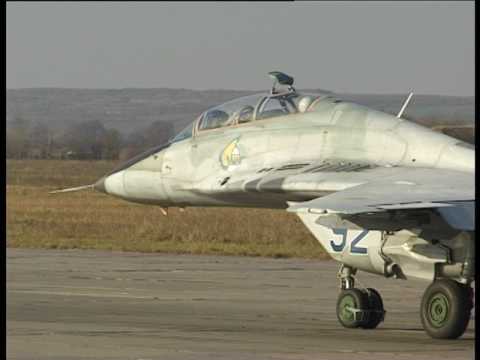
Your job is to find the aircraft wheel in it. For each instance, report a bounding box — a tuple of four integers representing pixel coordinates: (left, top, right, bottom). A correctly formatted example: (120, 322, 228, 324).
(420, 279, 472, 339)
(361, 288, 385, 329)
(336, 288, 369, 328)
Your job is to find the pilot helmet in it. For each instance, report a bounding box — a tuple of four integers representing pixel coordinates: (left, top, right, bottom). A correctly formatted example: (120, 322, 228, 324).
(238, 105, 254, 123)
(205, 109, 229, 126)
(298, 96, 314, 113)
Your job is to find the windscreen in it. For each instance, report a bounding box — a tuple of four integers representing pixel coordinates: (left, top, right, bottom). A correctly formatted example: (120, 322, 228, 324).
(170, 123, 193, 143)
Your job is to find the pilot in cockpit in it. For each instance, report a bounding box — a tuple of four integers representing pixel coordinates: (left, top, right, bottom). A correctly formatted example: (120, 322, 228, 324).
(230, 105, 254, 124)
(237, 105, 254, 123)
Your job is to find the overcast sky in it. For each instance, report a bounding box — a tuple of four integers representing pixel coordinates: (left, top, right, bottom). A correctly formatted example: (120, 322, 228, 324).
(7, 2, 474, 95)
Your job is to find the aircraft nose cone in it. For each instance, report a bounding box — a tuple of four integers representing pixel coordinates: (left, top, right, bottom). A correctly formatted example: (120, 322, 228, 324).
(93, 171, 126, 197)
(94, 176, 107, 194)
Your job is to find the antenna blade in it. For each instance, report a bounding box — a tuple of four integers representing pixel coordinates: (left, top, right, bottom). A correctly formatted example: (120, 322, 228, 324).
(397, 92, 413, 118)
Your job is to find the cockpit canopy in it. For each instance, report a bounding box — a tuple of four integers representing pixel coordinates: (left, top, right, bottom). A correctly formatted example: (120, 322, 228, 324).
(170, 72, 338, 143)
(170, 91, 332, 143)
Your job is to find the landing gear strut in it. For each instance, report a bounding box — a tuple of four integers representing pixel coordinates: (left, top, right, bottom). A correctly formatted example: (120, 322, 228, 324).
(335, 266, 474, 338)
(336, 265, 385, 329)
(420, 279, 473, 339)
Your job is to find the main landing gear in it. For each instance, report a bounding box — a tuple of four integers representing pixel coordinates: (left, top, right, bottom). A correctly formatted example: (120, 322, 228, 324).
(336, 265, 385, 329)
(335, 265, 474, 339)
(420, 279, 473, 339)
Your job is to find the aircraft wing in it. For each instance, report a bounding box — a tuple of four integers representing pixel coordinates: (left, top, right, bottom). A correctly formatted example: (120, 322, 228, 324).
(285, 167, 474, 231)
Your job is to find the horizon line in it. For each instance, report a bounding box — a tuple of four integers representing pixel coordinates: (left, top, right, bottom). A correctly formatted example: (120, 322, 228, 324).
(6, 87, 474, 98)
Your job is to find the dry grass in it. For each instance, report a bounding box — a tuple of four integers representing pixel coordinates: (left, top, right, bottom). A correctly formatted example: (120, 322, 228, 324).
(6, 160, 328, 259)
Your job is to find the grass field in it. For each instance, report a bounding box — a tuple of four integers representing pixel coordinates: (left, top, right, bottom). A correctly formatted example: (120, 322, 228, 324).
(6, 160, 328, 259)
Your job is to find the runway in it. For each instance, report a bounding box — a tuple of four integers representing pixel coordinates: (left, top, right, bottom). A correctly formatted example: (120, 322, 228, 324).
(7, 249, 475, 360)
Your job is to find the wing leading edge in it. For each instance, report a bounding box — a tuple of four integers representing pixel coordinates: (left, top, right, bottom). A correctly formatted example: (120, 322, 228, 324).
(287, 167, 474, 231)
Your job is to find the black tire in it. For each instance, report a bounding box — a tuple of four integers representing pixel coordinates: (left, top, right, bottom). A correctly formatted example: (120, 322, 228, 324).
(420, 279, 472, 339)
(336, 288, 369, 328)
(361, 288, 385, 329)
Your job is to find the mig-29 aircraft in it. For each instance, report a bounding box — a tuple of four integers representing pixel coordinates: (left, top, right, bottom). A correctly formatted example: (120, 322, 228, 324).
(53, 72, 475, 339)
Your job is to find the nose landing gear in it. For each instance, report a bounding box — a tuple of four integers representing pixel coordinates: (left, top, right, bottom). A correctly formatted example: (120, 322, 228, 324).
(362, 288, 385, 329)
(336, 265, 386, 329)
(337, 288, 368, 328)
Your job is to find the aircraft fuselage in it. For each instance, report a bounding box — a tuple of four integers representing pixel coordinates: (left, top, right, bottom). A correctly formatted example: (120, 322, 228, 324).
(97, 99, 474, 208)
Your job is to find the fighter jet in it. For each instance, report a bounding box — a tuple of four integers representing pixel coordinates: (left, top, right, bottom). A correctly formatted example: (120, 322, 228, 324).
(53, 72, 475, 339)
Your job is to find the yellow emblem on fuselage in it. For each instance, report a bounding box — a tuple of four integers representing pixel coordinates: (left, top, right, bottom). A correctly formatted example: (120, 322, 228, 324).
(220, 138, 241, 169)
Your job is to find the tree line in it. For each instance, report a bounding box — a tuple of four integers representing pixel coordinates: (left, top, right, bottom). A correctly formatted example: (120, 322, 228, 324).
(6, 117, 175, 161)
(6, 115, 474, 161)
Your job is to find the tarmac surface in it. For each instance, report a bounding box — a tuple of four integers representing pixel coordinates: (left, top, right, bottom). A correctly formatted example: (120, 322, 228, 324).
(7, 249, 475, 360)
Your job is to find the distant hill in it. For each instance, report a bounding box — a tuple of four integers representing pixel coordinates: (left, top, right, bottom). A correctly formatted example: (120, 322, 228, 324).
(6, 88, 474, 135)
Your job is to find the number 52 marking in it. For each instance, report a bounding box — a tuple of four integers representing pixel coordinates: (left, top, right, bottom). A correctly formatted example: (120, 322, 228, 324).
(330, 229, 368, 254)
